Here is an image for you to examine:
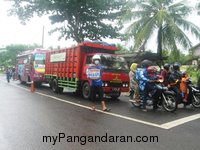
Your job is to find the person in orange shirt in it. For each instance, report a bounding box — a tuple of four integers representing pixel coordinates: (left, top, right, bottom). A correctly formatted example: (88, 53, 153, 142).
(180, 72, 189, 102)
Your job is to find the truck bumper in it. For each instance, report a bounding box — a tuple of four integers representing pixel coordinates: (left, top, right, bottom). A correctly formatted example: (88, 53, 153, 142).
(103, 87, 129, 93)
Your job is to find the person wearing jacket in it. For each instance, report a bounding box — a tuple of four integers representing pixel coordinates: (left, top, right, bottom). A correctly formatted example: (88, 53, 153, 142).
(138, 60, 155, 111)
(129, 63, 140, 103)
(168, 62, 182, 104)
(87, 54, 110, 112)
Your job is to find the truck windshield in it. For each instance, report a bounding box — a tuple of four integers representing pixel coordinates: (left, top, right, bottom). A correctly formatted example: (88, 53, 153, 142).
(34, 53, 46, 64)
(34, 53, 46, 69)
(100, 54, 128, 71)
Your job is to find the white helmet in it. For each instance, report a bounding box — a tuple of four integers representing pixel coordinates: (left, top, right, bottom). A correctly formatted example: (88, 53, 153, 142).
(92, 54, 101, 61)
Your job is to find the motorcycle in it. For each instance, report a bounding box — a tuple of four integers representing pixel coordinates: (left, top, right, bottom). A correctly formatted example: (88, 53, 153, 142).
(180, 79, 200, 108)
(131, 79, 177, 112)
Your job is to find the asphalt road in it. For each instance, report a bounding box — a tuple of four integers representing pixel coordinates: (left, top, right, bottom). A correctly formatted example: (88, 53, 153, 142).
(0, 75, 200, 150)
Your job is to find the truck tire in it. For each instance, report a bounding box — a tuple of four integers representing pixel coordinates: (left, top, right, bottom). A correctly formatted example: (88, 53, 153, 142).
(82, 82, 91, 99)
(52, 79, 63, 93)
(49, 80, 53, 89)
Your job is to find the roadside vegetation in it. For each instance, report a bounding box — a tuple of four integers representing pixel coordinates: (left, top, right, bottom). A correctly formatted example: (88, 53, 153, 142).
(1, 0, 200, 82)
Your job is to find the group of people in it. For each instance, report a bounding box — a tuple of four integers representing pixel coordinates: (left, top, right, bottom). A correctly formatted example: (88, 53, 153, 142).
(87, 54, 192, 112)
(5, 67, 16, 83)
(129, 60, 190, 112)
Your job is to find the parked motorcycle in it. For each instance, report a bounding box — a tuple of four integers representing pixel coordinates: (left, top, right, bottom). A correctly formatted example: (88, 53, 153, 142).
(131, 79, 177, 112)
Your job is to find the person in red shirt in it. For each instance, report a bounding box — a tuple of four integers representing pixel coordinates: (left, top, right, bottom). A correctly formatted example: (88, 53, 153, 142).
(161, 63, 171, 86)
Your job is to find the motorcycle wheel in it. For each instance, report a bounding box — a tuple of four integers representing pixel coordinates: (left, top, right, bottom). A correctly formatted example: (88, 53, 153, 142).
(162, 94, 177, 112)
(192, 94, 200, 108)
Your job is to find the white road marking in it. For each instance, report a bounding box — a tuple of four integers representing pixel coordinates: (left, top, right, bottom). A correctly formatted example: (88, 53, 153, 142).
(161, 114, 200, 129)
(1, 78, 200, 130)
(36, 91, 163, 129)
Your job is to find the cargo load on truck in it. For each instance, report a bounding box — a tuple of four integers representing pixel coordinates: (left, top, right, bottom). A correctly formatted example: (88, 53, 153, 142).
(45, 41, 129, 99)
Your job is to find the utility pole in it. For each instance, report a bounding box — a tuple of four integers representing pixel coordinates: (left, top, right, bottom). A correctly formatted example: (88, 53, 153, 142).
(42, 25, 44, 48)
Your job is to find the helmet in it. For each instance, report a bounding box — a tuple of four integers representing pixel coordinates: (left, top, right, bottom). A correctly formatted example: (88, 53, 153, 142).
(147, 66, 157, 74)
(182, 71, 187, 77)
(173, 62, 180, 71)
(163, 63, 170, 70)
(130, 63, 138, 71)
(92, 55, 101, 62)
(141, 60, 152, 68)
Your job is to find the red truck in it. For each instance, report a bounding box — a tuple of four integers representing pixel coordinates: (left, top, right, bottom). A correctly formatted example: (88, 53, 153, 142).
(45, 42, 129, 99)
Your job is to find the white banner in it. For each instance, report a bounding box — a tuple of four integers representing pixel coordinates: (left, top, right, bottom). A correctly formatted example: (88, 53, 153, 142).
(87, 68, 101, 79)
(50, 52, 66, 62)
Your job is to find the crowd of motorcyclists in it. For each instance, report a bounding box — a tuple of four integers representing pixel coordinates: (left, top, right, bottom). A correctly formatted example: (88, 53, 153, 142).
(129, 60, 200, 112)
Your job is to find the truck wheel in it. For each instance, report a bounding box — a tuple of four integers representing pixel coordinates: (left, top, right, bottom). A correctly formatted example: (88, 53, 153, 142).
(82, 82, 91, 99)
(52, 79, 63, 93)
(49, 80, 53, 89)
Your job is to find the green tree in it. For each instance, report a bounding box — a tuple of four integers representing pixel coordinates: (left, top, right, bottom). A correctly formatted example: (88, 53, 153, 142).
(116, 44, 133, 54)
(9, 0, 125, 43)
(0, 44, 41, 67)
(121, 0, 200, 64)
(197, 2, 200, 15)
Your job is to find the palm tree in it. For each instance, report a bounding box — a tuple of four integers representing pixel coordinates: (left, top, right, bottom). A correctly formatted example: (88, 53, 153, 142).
(197, 2, 200, 15)
(121, 0, 200, 65)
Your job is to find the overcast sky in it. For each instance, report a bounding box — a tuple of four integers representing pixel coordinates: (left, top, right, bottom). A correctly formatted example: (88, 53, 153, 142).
(0, 0, 199, 51)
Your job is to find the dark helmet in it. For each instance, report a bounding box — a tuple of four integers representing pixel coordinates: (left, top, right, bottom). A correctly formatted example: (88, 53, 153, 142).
(173, 62, 181, 71)
(141, 59, 152, 68)
(163, 63, 170, 70)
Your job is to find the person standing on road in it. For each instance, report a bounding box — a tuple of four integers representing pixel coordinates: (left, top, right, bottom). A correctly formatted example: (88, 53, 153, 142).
(11, 67, 16, 80)
(5, 68, 11, 83)
(129, 63, 140, 103)
(87, 54, 110, 112)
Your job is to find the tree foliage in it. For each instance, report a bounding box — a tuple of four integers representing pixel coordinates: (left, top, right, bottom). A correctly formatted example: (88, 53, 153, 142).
(0, 44, 41, 67)
(120, 0, 200, 64)
(163, 49, 192, 65)
(197, 2, 200, 15)
(9, 0, 125, 43)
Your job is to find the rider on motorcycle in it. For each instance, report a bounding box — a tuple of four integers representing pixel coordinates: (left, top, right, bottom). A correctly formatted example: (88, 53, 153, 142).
(168, 62, 182, 104)
(137, 60, 156, 111)
(180, 72, 190, 102)
(146, 66, 161, 109)
(161, 63, 171, 86)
